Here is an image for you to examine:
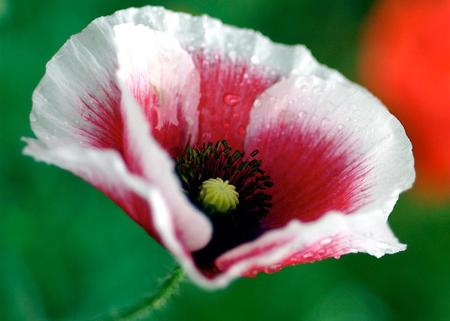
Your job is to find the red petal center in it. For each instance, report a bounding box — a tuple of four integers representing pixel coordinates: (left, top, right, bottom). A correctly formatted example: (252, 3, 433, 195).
(191, 52, 279, 149)
(246, 124, 370, 229)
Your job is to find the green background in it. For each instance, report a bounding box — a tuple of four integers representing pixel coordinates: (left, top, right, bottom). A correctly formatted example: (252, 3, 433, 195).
(1, 0, 449, 320)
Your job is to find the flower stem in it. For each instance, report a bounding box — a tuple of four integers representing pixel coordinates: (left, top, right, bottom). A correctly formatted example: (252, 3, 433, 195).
(99, 266, 185, 321)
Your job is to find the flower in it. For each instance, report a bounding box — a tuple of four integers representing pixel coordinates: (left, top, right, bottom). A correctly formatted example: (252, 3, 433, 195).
(24, 6, 414, 288)
(359, 0, 450, 199)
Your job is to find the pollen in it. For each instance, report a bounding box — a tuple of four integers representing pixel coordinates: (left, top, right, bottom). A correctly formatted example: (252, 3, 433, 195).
(199, 178, 239, 214)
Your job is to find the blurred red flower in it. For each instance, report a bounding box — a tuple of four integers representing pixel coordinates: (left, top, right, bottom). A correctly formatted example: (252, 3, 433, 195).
(359, 0, 450, 199)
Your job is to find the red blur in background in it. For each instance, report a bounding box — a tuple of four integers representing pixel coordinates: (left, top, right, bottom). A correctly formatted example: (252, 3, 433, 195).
(359, 0, 450, 199)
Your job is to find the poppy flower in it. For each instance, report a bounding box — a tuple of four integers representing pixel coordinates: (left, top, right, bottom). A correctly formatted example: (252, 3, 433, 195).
(24, 6, 414, 288)
(359, 0, 450, 198)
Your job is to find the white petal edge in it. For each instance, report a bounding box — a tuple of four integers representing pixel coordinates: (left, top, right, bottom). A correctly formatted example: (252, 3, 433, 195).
(83, 6, 345, 82)
(23, 138, 173, 242)
(160, 209, 406, 289)
(216, 210, 406, 282)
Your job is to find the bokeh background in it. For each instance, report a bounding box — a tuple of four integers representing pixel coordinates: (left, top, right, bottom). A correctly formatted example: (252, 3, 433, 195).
(1, 0, 449, 320)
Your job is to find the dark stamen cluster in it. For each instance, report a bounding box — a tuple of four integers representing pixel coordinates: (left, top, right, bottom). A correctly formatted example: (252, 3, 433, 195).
(176, 140, 273, 217)
(175, 140, 274, 272)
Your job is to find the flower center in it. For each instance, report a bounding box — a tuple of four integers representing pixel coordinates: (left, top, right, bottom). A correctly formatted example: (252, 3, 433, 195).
(175, 140, 273, 218)
(175, 140, 274, 271)
(199, 178, 239, 214)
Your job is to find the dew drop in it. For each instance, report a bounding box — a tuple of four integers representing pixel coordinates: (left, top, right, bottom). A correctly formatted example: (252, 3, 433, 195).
(223, 93, 241, 107)
(320, 118, 330, 128)
(320, 238, 332, 245)
(251, 56, 260, 64)
(228, 50, 237, 60)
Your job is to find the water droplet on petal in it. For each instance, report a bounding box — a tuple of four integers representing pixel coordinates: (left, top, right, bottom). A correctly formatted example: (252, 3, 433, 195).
(321, 118, 330, 128)
(223, 93, 241, 107)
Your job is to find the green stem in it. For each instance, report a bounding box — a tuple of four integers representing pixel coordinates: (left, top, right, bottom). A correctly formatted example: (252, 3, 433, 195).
(98, 266, 185, 321)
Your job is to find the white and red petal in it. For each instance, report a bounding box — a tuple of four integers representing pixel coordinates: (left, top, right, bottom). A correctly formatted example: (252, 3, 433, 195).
(215, 211, 404, 280)
(207, 74, 414, 285)
(25, 17, 212, 251)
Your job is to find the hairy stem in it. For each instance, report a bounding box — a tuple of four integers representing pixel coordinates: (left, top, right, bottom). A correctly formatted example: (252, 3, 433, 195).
(98, 266, 185, 321)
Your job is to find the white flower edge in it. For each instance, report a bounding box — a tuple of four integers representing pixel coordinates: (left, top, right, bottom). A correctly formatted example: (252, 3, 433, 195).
(91, 6, 346, 81)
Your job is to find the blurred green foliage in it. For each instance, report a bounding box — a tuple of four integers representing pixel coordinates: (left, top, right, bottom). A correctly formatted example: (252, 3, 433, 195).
(1, 0, 449, 320)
